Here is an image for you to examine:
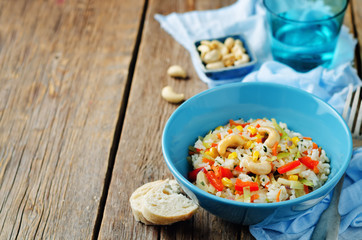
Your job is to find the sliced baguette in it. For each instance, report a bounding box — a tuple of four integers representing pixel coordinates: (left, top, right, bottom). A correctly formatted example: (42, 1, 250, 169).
(129, 180, 165, 225)
(142, 179, 198, 225)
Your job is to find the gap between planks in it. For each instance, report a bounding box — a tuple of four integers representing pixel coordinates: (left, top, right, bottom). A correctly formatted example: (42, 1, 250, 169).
(91, 0, 149, 239)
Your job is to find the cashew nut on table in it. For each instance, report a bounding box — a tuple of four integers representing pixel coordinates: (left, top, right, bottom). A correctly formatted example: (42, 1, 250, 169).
(161, 86, 184, 104)
(167, 65, 187, 78)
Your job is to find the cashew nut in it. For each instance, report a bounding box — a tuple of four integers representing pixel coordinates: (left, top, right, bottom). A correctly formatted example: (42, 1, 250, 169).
(244, 156, 272, 175)
(222, 53, 236, 67)
(203, 49, 221, 64)
(210, 40, 223, 49)
(232, 44, 246, 55)
(217, 134, 246, 157)
(200, 40, 213, 49)
(197, 45, 211, 58)
(219, 45, 229, 56)
(234, 54, 250, 65)
(234, 39, 243, 47)
(167, 65, 187, 79)
(197, 37, 250, 69)
(197, 44, 210, 53)
(258, 126, 280, 148)
(224, 37, 235, 50)
(206, 61, 224, 70)
(161, 86, 185, 103)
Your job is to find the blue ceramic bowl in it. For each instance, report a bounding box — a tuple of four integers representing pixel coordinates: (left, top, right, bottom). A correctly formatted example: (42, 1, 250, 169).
(162, 82, 352, 225)
(194, 34, 257, 80)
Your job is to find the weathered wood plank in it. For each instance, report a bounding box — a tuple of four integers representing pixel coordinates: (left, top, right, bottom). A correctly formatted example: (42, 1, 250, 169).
(344, 3, 354, 36)
(350, 0, 362, 77)
(0, 0, 145, 239)
(343, 1, 360, 76)
(98, 0, 256, 239)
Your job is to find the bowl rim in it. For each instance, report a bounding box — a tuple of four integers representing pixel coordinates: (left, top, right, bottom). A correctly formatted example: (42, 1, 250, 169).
(162, 82, 352, 208)
(193, 34, 258, 73)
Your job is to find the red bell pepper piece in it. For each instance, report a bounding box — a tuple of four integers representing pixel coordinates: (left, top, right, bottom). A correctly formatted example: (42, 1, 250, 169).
(277, 160, 301, 174)
(188, 167, 204, 182)
(211, 165, 222, 178)
(299, 156, 319, 170)
(234, 166, 243, 172)
(304, 185, 310, 194)
(220, 166, 234, 178)
(229, 119, 243, 127)
(211, 165, 234, 179)
(211, 143, 218, 148)
(202, 158, 215, 166)
(206, 171, 224, 191)
(235, 179, 259, 193)
(251, 194, 260, 202)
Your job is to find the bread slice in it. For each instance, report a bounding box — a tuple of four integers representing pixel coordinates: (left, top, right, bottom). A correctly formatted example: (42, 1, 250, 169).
(141, 179, 198, 225)
(129, 180, 165, 225)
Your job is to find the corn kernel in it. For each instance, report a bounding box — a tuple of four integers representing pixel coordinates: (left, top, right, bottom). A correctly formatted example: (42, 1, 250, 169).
(206, 147, 219, 158)
(291, 137, 300, 145)
(244, 140, 252, 149)
(215, 126, 223, 131)
(228, 152, 238, 159)
(222, 177, 233, 188)
(288, 175, 299, 181)
(289, 144, 296, 149)
(253, 151, 260, 162)
(247, 126, 257, 135)
(235, 126, 243, 132)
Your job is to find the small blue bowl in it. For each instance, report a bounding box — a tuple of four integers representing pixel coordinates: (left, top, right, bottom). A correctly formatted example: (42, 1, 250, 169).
(162, 82, 352, 225)
(194, 34, 257, 80)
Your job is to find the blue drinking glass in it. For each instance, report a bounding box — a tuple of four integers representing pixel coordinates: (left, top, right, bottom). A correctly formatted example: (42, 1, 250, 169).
(264, 0, 348, 72)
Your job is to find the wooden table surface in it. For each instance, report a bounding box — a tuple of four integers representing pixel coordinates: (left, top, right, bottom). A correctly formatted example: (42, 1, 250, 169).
(0, 0, 361, 239)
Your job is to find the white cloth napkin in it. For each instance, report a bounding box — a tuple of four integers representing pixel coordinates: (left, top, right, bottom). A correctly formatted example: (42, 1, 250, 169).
(155, 0, 362, 239)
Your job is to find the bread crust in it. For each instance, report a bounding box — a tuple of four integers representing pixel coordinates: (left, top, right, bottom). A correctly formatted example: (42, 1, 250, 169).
(129, 180, 165, 225)
(141, 179, 198, 225)
(129, 179, 198, 225)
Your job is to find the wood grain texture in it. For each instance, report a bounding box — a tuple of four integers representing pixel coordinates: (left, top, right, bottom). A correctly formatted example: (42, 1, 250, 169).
(98, 0, 254, 239)
(0, 0, 145, 239)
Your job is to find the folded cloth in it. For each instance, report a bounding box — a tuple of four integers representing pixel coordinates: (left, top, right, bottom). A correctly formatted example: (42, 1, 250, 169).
(155, 1, 362, 239)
